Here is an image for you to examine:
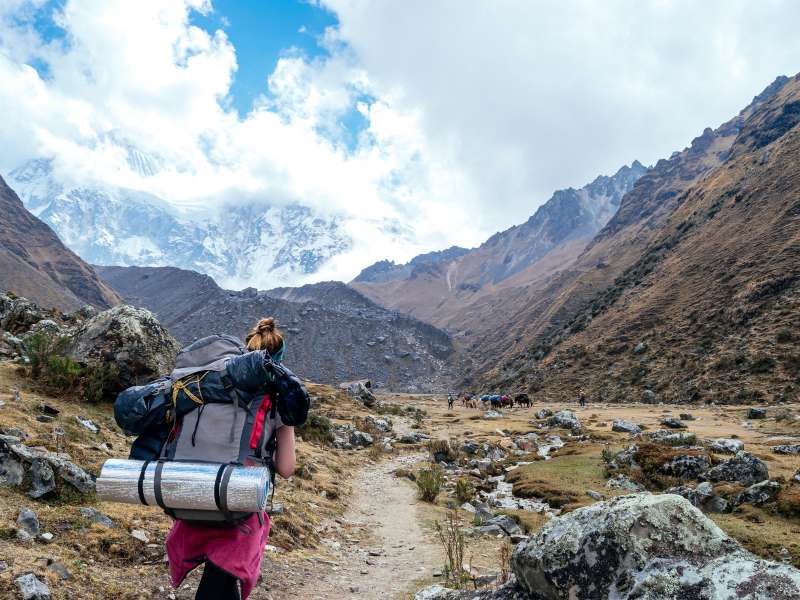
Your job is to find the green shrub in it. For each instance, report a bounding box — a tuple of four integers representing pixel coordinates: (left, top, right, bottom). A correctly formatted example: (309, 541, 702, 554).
(81, 361, 121, 403)
(296, 414, 335, 445)
(428, 439, 458, 463)
(416, 463, 445, 502)
(455, 478, 475, 503)
(45, 355, 83, 390)
(23, 332, 70, 378)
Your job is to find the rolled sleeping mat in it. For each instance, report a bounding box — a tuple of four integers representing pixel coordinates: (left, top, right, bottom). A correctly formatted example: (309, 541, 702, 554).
(97, 459, 270, 513)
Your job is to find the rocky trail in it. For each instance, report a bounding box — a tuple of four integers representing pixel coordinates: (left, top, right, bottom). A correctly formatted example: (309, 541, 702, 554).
(277, 453, 441, 600)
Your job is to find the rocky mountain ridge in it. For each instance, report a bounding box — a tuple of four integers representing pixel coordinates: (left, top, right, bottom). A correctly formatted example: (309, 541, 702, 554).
(0, 175, 121, 312)
(96, 265, 456, 391)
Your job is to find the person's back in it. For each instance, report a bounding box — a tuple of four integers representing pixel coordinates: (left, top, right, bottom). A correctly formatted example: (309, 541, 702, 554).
(166, 318, 297, 600)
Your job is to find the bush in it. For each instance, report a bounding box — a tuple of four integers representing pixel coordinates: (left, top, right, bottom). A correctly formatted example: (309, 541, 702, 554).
(416, 463, 445, 502)
(23, 332, 70, 379)
(455, 478, 475, 503)
(45, 355, 83, 390)
(435, 511, 469, 589)
(428, 439, 458, 463)
(296, 414, 335, 445)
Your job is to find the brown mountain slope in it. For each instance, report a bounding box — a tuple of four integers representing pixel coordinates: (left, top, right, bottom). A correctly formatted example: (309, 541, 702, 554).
(462, 75, 792, 380)
(351, 162, 647, 334)
(483, 74, 800, 404)
(0, 175, 120, 311)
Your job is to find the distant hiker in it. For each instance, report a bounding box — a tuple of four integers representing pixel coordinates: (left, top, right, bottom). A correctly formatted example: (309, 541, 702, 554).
(166, 318, 297, 600)
(579, 390, 587, 407)
(447, 393, 454, 410)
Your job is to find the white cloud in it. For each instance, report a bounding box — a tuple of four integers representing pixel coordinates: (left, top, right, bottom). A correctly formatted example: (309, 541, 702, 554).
(1, 0, 800, 286)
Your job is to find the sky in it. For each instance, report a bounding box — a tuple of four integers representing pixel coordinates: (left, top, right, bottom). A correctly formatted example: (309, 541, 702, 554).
(1, 0, 800, 284)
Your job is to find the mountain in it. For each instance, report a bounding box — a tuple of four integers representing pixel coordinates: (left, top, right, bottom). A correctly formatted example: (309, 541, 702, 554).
(479, 74, 800, 404)
(9, 156, 352, 290)
(0, 175, 121, 311)
(96, 265, 456, 391)
(351, 161, 648, 333)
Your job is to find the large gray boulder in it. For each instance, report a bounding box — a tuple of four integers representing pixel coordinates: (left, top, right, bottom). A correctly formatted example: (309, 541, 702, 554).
(611, 419, 641, 434)
(548, 410, 581, 432)
(512, 493, 800, 599)
(68, 305, 179, 398)
(704, 451, 769, 486)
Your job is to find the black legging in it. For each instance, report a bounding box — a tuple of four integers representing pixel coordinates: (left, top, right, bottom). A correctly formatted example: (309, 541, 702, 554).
(196, 561, 241, 600)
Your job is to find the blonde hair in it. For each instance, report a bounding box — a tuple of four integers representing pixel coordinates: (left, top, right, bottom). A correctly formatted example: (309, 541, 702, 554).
(245, 317, 284, 353)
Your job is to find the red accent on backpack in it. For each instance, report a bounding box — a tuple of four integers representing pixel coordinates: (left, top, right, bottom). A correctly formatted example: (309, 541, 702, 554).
(249, 394, 272, 449)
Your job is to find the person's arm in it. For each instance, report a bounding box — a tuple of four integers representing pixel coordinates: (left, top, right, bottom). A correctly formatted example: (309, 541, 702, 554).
(274, 425, 296, 479)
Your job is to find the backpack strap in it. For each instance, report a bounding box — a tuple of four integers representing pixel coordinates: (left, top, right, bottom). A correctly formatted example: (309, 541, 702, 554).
(153, 459, 176, 518)
(214, 463, 237, 523)
(137, 460, 151, 505)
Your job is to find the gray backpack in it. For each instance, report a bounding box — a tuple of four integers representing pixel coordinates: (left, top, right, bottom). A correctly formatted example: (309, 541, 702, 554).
(155, 334, 279, 525)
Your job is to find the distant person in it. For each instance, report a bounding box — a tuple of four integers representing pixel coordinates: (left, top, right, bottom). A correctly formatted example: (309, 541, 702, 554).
(579, 390, 587, 407)
(447, 393, 454, 410)
(166, 318, 297, 600)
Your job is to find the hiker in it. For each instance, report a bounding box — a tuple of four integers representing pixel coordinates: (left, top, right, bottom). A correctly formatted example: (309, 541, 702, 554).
(579, 389, 587, 407)
(447, 393, 454, 410)
(166, 318, 297, 600)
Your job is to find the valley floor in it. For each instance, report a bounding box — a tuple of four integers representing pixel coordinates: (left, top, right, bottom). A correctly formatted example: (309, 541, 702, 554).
(1, 364, 799, 599)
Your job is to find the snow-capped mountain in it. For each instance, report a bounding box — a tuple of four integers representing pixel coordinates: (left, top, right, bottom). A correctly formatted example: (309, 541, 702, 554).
(8, 158, 352, 289)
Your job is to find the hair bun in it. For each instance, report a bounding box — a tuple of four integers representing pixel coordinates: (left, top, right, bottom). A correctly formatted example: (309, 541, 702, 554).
(258, 317, 275, 333)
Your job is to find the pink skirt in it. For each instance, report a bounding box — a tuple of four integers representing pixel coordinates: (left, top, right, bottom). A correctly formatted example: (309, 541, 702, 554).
(166, 513, 270, 599)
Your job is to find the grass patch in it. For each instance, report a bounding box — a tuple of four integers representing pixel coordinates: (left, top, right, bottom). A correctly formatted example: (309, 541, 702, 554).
(712, 510, 800, 569)
(416, 463, 445, 502)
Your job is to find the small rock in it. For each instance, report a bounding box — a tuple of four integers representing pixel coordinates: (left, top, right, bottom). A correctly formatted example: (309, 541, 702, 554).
(606, 474, 645, 492)
(485, 515, 523, 536)
(535, 409, 553, 419)
(641, 389, 657, 404)
(36, 415, 55, 423)
(772, 444, 800, 455)
(28, 458, 56, 499)
(705, 451, 769, 485)
(660, 417, 687, 429)
(484, 410, 503, 419)
(733, 480, 782, 507)
(47, 560, 70, 580)
(662, 454, 710, 480)
(747, 407, 767, 419)
(79, 507, 116, 528)
(633, 342, 647, 355)
(15, 573, 50, 600)
(587, 490, 604, 501)
(39, 403, 60, 416)
(38, 532, 54, 543)
(709, 438, 744, 454)
(130, 529, 150, 543)
(75, 416, 100, 434)
(548, 410, 582, 432)
(349, 430, 374, 448)
(17, 507, 40, 537)
(460, 502, 476, 513)
(611, 419, 641, 434)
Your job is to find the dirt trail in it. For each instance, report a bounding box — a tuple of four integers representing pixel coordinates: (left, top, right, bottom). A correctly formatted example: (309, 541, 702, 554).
(280, 453, 441, 600)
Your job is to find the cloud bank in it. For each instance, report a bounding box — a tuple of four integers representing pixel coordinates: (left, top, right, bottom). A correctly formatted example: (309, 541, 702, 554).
(1, 0, 799, 284)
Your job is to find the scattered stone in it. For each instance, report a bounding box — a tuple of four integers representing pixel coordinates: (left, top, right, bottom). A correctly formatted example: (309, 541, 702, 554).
(469, 524, 505, 537)
(643, 429, 696, 446)
(130, 529, 150, 543)
(709, 438, 744, 454)
(398, 432, 431, 444)
(772, 444, 800, 455)
(38, 532, 54, 543)
(704, 451, 769, 486)
(535, 409, 553, 419)
(47, 560, 70, 580)
(38, 403, 59, 416)
(794, 469, 800, 484)
(660, 417, 687, 429)
(28, 458, 56, 499)
(17, 507, 40, 537)
(35, 415, 55, 423)
(461, 441, 481, 455)
(460, 502, 476, 513)
(666, 482, 729, 514)
(485, 515, 523, 536)
(641, 389, 657, 404)
(0, 441, 24, 486)
(605, 474, 645, 492)
(679, 413, 695, 421)
(79, 507, 116, 528)
(548, 410, 581, 432)
(586, 490, 604, 501)
(365, 415, 391, 432)
(734, 480, 782, 507)
(47, 454, 95, 494)
(75, 415, 100, 434)
(511, 494, 800, 599)
(747, 407, 767, 419)
(15, 573, 50, 600)
(611, 419, 641, 434)
(0, 560, 6, 572)
(633, 341, 648, 355)
(414, 586, 450, 600)
(340, 380, 376, 408)
(662, 454, 711, 480)
(349, 430, 374, 448)
(484, 410, 503, 419)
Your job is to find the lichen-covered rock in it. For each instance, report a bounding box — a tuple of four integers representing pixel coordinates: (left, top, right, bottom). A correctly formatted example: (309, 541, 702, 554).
(704, 451, 768, 486)
(666, 482, 729, 513)
(606, 474, 645, 492)
(611, 419, 641, 434)
(662, 453, 711, 480)
(733, 480, 782, 507)
(27, 458, 56, 499)
(511, 493, 800, 599)
(340, 379, 376, 407)
(0, 296, 49, 334)
(349, 430, 374, 448)
(68, 305, 179, 399)
(747, 407, 767, 419)
(772, 444, 800, 455)
(660, 417, 687, 429)
(710, 438, 744, 454)
(642, 429, 696, 446)
(535, 408, 553, 419)
(548, 410, 581, 432)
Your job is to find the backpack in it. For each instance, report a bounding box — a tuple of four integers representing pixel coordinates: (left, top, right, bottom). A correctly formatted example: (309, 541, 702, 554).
(113, 334, 310, 525)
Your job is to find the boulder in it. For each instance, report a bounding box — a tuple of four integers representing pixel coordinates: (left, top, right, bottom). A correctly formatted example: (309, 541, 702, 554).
(485, 515, 523, 536)
(679, 413, 695, 421)
(46, 454, 96, 494)
(16, 507, 40, 538)
(733, 480, 781, 507)
(0, 441, 24, 486)
(704, 451, 768, 486)
(641, 389, 657, 404)
(365, 415, 391, 432)
(349, 430, 374, 448)
(20, 319, 63, 340)
(709, 438, 744, 454)
(340, 380, 376, 407)
(666, 482, 729, 513)
(0, 296, 49, 334)
(611, 419, 641, 434)
(772, 444, 800, 455)
(643, 429, 696, 446)
(15, 573, 50, 600)
(535, 409, 553, 419)
(660, 417, 687, 429)
(747, 407, 767, 419)
(605, 474, 645, 492)
(68, 305, 180, 399)
(27, 458, 56, 499)
(398, 432, 430, 444)
(662, 454, 711, 480)
(461, 441, 482, 455)
(512, 494, 800, 599)
(548, 410, 581, 432)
